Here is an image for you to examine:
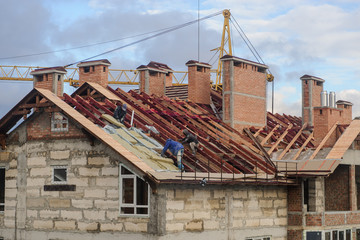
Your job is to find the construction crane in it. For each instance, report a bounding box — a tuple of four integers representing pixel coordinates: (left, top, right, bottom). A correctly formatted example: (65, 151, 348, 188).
(0, 9, 273, 88)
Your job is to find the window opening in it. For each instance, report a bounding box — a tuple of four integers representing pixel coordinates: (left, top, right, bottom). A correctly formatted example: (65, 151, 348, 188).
(103, 66, 106, 72)
(92, 66, 95, 72)
(0, 168, 4, 212)
(119, 164, 149, 216)
(52, 166, 67, 184)
(84, 66, 90, 73)
(51, 112, 68, 132)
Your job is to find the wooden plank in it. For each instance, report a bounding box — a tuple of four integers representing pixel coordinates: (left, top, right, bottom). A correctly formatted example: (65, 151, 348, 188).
(267, 124, 293, 155)
(278, 123, 307, 160)
(253, 126, 264, 137)
(292, 132, 313, 160)
(326, 120, 360, 159)
(309, 122, 338, 160)
(260, 124, 279, 145)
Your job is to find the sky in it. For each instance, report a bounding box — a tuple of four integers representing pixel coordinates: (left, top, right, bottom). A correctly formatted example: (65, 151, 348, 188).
(1, 0, 360, 119)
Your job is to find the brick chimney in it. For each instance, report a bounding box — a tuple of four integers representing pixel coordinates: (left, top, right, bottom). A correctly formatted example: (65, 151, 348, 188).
(30, 66, 67, 97)
(77, 59, 111, 88)
(313, 98, 353, 147)
(186, 60, 212, 104)
(300, 75, 324, 127)
(220, 55, 268, 131)
(137, 61, 173, 97)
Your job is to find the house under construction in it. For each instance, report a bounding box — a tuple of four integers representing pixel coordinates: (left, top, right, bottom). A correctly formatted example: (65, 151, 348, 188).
(0, 55, 359, 240)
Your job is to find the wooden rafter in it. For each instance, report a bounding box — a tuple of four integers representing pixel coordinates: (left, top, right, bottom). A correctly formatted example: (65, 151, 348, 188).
(253, 126, 264, 137)
(260, 124, 279, 145)
(277, 123, 307, 160)
(267, 124, 293, 155)
(309, 122, 338, 160)
(292, 132, 313, 160)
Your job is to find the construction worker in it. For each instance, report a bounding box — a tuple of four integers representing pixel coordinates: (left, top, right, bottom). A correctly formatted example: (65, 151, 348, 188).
(180, 129, 199, 155)
(161, 139, 184, 171)
(113, 103, 127, 124)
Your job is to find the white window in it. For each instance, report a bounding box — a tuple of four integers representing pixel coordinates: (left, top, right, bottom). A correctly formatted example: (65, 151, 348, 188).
(51, 112, 68, 132)
(52, 166, 67, 184)
(324, 229, 351, 240)
(119, 164, 150, 216)
(246, 237, 271, 240)
(0, 168, 4, 212)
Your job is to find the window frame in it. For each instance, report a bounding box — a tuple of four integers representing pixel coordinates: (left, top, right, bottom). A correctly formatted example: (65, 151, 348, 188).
(0, 167, 4, 213)
(245, 236, 271, 240)
(52, 165, 68, 184)
(119, 164, 150, 217)
(51, 112, 69, 132)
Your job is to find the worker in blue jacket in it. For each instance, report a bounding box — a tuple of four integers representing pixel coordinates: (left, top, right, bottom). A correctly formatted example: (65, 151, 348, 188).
(161, 139, 184, 171)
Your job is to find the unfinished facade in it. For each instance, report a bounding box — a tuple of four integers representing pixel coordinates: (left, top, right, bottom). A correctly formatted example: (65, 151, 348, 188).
(0, 56, 358, 240)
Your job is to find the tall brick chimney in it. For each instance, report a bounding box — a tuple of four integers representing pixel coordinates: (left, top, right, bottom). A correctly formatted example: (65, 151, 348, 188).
(77, 59, 111, 88)
(220, 55, 268, 131)
(30, 66, 67, 97)
(137, 61, 173, 97)
(186, 60, 211, 104)
(300, 75, 324, 127)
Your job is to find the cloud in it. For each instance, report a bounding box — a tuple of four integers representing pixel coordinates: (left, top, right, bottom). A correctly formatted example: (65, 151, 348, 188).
(337, 89, 360, 118)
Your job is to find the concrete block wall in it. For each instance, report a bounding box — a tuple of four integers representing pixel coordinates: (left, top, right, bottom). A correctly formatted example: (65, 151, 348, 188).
(164, 185, 287, 240)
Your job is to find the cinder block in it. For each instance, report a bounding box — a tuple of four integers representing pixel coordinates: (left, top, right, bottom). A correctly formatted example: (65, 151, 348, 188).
(194, 210, 211, 220)
(204, 220, 220, 230)
(27, 177, 45, 187)
(27, 156, 46, 167)
(233, 190, 248, 199)
(274, 199, 287, 208)
(232, 219, 244, 228)
(49, 198, 71, 208)
(39, 209, 60, 218)
(72, 157, 87, 166)
(6, 179, 17, 188)
(106, 210, 119, 220)
(106, 189, 118, 198)
(274, 217, 287, 226)
(245, 219, 260, 227)
(194, 189, 211, 199)
(175, 189, 193, 199)
(185, 200, 203, 210)
(96, 177, 118, 187)
(54, 220, 76, 230)
(166, 200, 184, 210)
(27, 198, 46, 208)
(61, 210, 83, 220)
(204, 199, 219, 209)
(84, 210, 105, 221)
(166, 212, 174, 221)
(166, 223, 184, 232)
(79, 167, 100, 177)
(264, 190, 278, 198)
(5, 169, 17, 178)
(30, 167, 51, 177)
(84, 189, 105, 198)
(78, 221, 99, 231)
(94, 199, 118, 209)
(33, 220, 53, 229)
(50, 150, 70, 159)
(102, 167, 118, 176)
(26, 189, 40, 198)
(185, 219, 203, 232)
(69, 177, 88, 187)
(259, 199, 274, 208)
(124, 222, 147, 232)
(27, 209, 38, 218)
(72, 199, 93, 209)
(174, 212, 193, 220)
(101, 222, 123, 231)
(88, 156, 109, 166)
(260, 218, 274, 226)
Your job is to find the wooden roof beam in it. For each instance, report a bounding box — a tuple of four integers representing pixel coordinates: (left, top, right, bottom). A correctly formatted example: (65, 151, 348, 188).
(278, 123, 307, 160)
(267, 124, 293, 155)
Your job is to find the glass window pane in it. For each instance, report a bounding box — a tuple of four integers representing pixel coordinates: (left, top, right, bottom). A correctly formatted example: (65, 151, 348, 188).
(333, 230, 338, 240)
(357, 229, 360, 240)
(325, 232, 331, 240)
(122, 178, 134, 204)
(339, 230, 344, 240)
(346, 229, 351, 240)
(136, 207, 148, 215)
(53, 168, 67, 182)
(121, 207, 134, 214)
(136, 177, 148, 205)
(121, 166, 133, 175)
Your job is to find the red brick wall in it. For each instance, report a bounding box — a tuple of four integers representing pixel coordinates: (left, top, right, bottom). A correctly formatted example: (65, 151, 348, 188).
(222, 59, 266, 130)
(148, 72, 165, 97)
(165, 72, 172, 87)
(346, 212, 360, 224)
(27, 111, 87, 140)
(288, 185, 302, 212)
(324, 214, 345, 226)
(139, 71, 146, 93)
(325, 165, 350, 211)
(306, 213, 322, 226)
(288, 213, 302, 226)
(79, 65, 109, 88)
(337, 104, 352, 124)
(188, 65, 211, 104)
(313, 108, 342, 146)
(287, 229, 302, 240)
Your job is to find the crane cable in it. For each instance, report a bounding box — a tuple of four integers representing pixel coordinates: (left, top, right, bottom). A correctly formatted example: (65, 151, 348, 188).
(65, 10, 223, 67)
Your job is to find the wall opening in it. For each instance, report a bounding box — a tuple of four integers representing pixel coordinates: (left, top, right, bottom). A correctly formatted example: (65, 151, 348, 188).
(0, 168, 4, 212)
